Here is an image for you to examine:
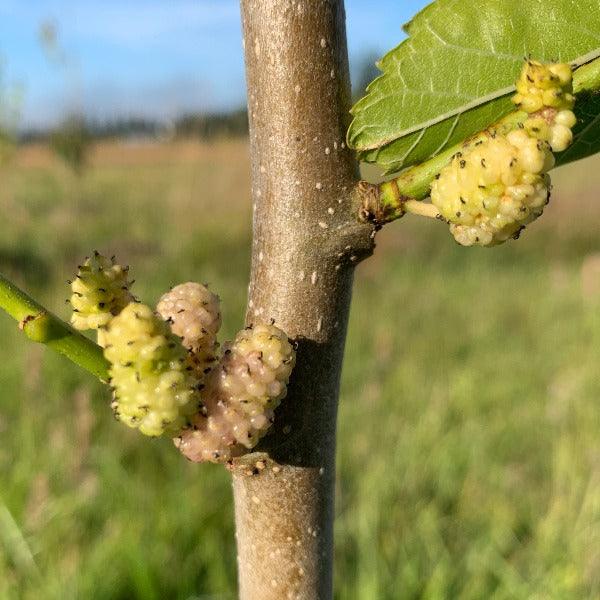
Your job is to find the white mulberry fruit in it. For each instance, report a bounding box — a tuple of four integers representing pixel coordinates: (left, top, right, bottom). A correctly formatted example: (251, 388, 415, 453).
(513, 60, 575, 114)
(70, 251, 134, 345)
(156, 282, 221, 376)
(104, 303, 201, 437)
(513, 61, 576, 152)
(175, 323, 296, 463)
(431, 130, 553, 246)
(524, 109, 577, 153)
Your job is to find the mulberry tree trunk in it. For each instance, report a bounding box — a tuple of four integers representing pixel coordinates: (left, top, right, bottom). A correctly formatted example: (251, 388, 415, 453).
(231, 1, 374, 599)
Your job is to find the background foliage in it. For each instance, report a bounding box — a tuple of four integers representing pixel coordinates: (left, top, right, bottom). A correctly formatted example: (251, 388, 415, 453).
(0, 139, 599, 599)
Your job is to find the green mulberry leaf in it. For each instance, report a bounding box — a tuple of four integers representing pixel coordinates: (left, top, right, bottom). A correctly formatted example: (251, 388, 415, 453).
(348, 0, 600, 174)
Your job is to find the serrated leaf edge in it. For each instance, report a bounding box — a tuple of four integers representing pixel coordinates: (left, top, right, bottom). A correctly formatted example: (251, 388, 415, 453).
(349, 48, 600, 153)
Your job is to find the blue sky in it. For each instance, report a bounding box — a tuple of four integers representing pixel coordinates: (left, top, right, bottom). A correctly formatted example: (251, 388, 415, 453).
(0, 0, 429, 128)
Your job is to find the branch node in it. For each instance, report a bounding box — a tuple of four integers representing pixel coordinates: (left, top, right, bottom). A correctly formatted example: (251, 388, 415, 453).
(229, 452, 273, 477)
(19, 312, 52, 343)
(18, 313, 37, 331)
(327, 221, 376, 266)
(357, 180, 408, 226)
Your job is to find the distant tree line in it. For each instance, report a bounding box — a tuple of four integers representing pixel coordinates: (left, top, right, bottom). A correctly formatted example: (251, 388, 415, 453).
(16, 50, 379, 147)
(20, 109, 249, 144)
(173, 108, 248, 138)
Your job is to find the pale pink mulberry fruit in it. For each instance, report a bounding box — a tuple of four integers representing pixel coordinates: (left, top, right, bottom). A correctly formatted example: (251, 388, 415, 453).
(156, 282, 221, 377)
(175, 323, 296, 463)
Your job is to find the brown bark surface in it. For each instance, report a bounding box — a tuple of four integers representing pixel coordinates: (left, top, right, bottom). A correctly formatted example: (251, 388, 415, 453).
(232, 1, 374, 599)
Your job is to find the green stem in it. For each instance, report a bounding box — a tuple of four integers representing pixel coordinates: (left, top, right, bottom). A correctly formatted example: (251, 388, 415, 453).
(0, 273, 109, 381)
(573, 56, 600, 94)
(359, 55, 600, 225)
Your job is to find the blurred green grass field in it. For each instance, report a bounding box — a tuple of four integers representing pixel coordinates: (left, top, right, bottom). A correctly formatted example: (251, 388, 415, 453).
(1, 139, 600, 599)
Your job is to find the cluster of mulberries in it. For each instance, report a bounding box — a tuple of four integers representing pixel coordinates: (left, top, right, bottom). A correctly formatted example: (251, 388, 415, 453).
(104, 303, 201, 437)
(68, 255, 296, 458)
(175, 323, 296, 463)
(156, 282, 221, 377)
(430, 61, 576, 247)
(70, 251, 134, 344)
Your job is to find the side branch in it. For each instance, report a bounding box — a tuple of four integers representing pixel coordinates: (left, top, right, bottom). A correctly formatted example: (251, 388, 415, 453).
(358, 111, 527, 225)
(0, 273, 109, 381)
(358, 55, 600, 226)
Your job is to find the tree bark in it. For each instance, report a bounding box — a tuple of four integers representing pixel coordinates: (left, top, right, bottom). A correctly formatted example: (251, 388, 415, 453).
(231, 2, 374, 599)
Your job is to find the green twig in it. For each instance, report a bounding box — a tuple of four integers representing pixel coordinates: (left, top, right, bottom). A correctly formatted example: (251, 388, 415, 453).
(0, 273, 109, 381)
(358, 55, 600, 226)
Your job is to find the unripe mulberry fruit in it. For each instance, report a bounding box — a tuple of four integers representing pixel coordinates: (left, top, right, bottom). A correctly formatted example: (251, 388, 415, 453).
(524, 109, 577, 153)
(70, 251, 134, 345)
(430, 130, 553, 246)
(513, 60, 575, 113)
(219, 323, 296, 413)
(513, 61, 576, 153)
(173, 380, 273, 463)
(104, 303, 201, 437)
(156, 282, 221, 376)
(175, 323, 296, 463)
